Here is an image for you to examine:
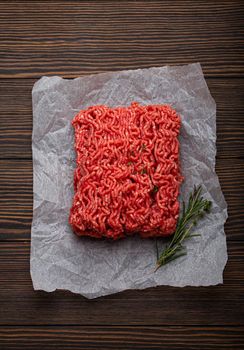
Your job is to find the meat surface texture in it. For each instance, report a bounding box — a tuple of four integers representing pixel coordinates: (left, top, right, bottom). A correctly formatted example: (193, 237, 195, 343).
(69, 102, 182, 240)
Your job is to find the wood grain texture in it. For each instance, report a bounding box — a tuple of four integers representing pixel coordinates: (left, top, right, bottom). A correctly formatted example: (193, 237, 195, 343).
(0, 1, 243, 78)
(0, 78, 244, 159)
(0, 326, 244, 350)
(0, 0, 244, 348)
(0, 241, 243, 325)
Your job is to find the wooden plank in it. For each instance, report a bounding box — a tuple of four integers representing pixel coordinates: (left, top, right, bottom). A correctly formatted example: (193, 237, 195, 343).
(0, 159, 32, 239)
(0, 156, 243, 240)
(0, 78, 244, 159)
(0, 241, 243, 325)
(0, 326, 243, 350)
(0, 1, 243, 78)
(0, 0, 242, 345)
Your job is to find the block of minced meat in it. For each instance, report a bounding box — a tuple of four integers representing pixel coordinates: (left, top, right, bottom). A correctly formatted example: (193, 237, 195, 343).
(69, 102, 183, 240)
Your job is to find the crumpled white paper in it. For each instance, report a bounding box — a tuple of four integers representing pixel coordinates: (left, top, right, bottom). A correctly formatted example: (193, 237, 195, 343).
(31, 63, 228, 298)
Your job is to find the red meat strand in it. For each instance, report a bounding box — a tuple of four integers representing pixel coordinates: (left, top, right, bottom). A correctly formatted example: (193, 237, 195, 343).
(69, 102, 183, 240)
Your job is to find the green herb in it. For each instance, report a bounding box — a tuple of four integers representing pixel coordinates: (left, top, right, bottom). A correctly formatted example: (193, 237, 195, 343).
(141, 143, 146, 151)
(155, 185, 212, 271)
(127, 161, 133, 166)
(141, 168, 147, 174)
(152, 185, 159, 193)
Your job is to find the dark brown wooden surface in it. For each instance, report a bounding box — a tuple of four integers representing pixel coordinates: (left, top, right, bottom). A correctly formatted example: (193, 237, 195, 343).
(0, 1, 243, 349)
(0, 326, 244, 350)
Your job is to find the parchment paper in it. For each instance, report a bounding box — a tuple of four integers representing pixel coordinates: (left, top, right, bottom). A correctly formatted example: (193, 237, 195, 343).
(31, 63, 228, 298)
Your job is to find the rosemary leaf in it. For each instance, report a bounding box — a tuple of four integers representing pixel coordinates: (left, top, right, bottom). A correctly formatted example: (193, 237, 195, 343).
(152, 185, 159, 193)
(155, 185, 212, 271)
(141, 143, 146, 151)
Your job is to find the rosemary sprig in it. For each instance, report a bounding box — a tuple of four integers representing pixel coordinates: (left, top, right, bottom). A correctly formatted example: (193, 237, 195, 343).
(155, 185, 212, 271)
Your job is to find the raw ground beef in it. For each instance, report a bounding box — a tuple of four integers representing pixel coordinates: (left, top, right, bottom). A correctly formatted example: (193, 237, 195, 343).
(69, 102, 182, 240)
